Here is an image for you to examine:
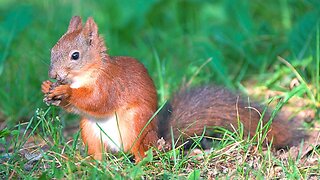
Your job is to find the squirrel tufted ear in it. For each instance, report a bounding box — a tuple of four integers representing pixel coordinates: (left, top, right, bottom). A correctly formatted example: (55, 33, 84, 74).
(67, 16, 82, 33)
(83, 17, 98, 45)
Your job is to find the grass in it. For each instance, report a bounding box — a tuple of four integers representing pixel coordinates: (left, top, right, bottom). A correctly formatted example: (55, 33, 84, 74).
(0, 107, 318, 179)
(0, 0, 319, 179)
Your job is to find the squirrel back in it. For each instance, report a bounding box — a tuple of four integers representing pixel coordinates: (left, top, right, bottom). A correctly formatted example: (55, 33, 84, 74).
(158, 86, 304, 148)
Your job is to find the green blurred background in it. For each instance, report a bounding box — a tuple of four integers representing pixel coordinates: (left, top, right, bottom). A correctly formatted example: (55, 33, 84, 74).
(0, 0, 319, 126)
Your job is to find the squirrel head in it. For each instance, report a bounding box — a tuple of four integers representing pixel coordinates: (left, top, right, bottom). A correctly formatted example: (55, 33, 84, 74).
(49, 16, 107, 84)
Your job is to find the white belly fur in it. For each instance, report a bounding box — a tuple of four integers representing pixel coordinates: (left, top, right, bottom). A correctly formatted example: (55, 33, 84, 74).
(87, 115, 122, 152)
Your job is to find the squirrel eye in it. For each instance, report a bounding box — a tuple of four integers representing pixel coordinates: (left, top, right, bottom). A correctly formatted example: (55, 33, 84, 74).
(71, 51, 80, 60)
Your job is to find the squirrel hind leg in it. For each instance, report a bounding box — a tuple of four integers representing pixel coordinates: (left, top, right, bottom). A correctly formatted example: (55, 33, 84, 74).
(130, 128, 158, 163)
(80, 118, 104, 160)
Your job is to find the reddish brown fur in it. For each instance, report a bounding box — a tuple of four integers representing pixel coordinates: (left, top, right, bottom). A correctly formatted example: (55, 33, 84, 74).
(42, 16, 303, 162)
(42, 16, 158, 161)
(158, 86, 303, 148)
(80, 118, 104, 160)
(44, 57, 158, 161)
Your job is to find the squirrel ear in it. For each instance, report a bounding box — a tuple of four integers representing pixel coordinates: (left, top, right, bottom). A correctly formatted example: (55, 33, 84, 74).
(83, 17, 98, 45)
(67, 16, 82, 33)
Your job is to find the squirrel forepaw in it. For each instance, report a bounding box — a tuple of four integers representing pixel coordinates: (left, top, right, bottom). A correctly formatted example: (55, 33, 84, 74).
(42, 80, 70, 106)
(47, 84, 71, 100)
(41, 80, 53, 94)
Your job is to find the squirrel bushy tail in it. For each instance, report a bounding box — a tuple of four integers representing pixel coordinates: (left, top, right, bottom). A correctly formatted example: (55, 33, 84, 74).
(158, 86, 305, 148)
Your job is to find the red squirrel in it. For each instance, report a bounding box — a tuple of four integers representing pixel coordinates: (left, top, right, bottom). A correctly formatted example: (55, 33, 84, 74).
(41, 16, 303, 162)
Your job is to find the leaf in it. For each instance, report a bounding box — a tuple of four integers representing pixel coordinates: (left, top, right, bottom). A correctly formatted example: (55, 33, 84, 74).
(0, 128, 11, 138)
(128, 165, 144, 179)
(138, 148, 153, 166)
(187, 169, 200, 180)
(38, 172, 49, 180)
